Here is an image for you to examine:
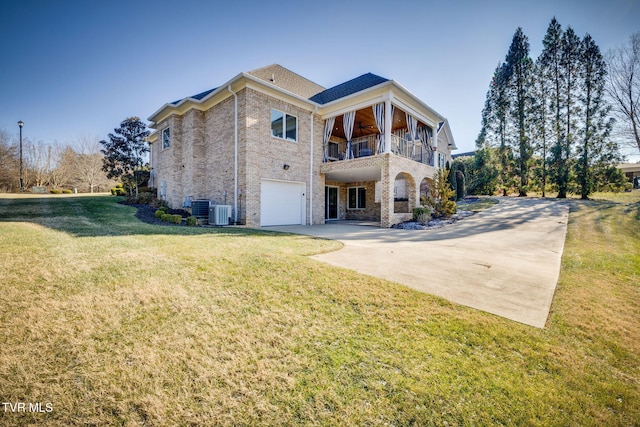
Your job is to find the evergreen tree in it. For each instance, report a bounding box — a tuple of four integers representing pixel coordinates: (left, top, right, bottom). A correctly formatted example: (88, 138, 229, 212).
(100, 117, 150, 196)
(477, 17, 623, 198)
(505, 27, 534, 196)
(469, 129, 499, 195)
(539, 18, 566, 197)
(531, 59, 550, 196)
(556, 27, 582, 198)
(480, 62, 515, 195)
(575, 34, 618, 199)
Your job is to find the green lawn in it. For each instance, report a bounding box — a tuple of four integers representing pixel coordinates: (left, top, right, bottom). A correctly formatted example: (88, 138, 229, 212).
(0, 193, 638, 426)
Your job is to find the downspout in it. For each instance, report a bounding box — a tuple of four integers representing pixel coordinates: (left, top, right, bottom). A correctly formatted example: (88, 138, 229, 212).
(309, 106, 318, 225)
(228, 85, 238, 224)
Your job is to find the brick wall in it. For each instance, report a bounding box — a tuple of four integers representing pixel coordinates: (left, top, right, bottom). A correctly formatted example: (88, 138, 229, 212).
(151, 86, 324, 227)
(320, 154, 439, 227)
(243, 88, 323, 227)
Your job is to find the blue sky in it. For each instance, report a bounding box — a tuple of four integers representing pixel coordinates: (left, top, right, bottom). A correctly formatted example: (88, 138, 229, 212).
(1, 0, 639, 158)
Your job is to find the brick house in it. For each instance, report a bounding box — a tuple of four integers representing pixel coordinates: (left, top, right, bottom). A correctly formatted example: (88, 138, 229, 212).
(147, 64, 456, 228)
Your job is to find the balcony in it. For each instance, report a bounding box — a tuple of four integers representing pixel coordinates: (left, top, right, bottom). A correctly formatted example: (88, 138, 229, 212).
(325, 133, 434, 166)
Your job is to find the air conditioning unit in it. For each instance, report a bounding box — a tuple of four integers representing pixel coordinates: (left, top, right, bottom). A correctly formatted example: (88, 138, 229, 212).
(191, 199, 211, 224)
(208, 205, 232, 226)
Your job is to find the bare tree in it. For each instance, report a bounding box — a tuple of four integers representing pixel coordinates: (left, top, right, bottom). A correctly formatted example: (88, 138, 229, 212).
(0, 129, 19, 192)
(24, 139, 52, 188)
(49, 142, 76, 189)
(74, 135, 108, 193)
(606, 32, 640, 153)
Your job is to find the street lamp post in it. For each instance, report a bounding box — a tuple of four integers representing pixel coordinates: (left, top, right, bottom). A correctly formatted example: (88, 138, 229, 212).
(18, 120, 24, 192)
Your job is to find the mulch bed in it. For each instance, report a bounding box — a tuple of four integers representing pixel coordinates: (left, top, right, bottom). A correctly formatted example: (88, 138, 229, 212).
(124, 203, 191, 226)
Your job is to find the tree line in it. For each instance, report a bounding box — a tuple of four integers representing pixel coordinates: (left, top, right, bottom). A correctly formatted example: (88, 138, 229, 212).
(0, 130, 114, 193)
(471, 18, 633, 199)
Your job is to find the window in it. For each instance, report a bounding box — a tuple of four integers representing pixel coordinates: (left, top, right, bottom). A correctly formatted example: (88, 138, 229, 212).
(348, 187, 366, 209)
(271, 109, 297, 141)
(439, 153, 446, 169)
(162, 127, 171, 149)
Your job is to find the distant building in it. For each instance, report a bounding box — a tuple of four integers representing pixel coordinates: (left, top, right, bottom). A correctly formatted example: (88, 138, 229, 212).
(618, 163, 640, 188)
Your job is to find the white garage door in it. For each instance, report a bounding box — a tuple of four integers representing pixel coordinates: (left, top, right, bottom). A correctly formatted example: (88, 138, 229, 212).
(260, 180, 306, 226)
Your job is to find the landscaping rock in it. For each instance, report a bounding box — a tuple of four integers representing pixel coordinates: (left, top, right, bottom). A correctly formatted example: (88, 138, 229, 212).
(391, 210, 475, 230)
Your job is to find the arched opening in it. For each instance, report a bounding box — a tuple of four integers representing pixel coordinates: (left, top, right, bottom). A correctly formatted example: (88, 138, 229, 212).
(393, 172, 416, 213)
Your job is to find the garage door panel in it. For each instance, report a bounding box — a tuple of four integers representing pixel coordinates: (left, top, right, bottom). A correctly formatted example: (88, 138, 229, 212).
(261, 180, 305, 226)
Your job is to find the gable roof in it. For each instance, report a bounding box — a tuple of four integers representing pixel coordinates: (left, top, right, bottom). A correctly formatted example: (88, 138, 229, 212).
(149, 65, 454, 150)
(309, 73, 389, 104)
(247, 64, 325, 99)
(171, 88, 217, 105)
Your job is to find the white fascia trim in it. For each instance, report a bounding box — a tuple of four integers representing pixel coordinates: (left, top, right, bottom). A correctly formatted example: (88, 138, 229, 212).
(147, 72, 245, 126)
(438, 119, 457, 150)
(317, 79, 447, 130)
(148, 72, 320, 126)
(389, 80, 446, 123)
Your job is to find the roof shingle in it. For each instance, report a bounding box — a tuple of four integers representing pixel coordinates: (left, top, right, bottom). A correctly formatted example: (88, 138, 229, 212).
(309, 73, 389, 104)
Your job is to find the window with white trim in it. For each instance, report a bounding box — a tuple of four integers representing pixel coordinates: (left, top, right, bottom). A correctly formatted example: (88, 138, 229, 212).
(162, 127, 171, 149)
(348, 187, 366, 209)
(270, 109, 297, 141)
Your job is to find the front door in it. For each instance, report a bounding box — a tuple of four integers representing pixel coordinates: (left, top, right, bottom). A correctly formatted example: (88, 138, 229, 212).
(325, 186, 338, 220)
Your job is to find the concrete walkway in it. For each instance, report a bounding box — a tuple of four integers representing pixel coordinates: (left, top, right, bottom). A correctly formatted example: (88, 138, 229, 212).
(265, 198, 569, 328)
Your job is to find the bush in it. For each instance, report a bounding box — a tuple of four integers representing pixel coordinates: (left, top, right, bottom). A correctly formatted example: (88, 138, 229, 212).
(160, 213, 182, 224)
(111, 184, 126, 196)
(125, 192, 153, 204)
(426, 169, 457, 218)
(157, 206, 168, 213)
(154, 209, 165, 218)
(62, 189, 73, 194)
(413, 206, 433, 223)
(50, 189, 62, 194)
(186, 216, 198, 226)
(149, 197, 165, 208)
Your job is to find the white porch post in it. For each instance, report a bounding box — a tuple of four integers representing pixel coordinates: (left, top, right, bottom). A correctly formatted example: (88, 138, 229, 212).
(384, 95, 392, 154)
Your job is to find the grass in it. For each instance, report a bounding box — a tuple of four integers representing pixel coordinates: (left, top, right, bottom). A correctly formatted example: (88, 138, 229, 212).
(0, 192, 638, 426)
(457, 196, 499, 212)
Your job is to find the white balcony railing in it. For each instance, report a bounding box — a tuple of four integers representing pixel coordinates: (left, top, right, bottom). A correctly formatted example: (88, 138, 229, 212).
(326, 133, 434, 166)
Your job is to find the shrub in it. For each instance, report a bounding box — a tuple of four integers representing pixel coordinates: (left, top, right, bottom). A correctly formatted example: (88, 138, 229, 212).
(186, 216, 198, 226)
(111, 185, 126, 196)
(154, 209, 165, 218)
(416, 212, 430, 225)
(125, 192, 153, 204)
(425, 169, 457, 218)
(149, 198, 165, 208)
(160, 213, 172, 222)
(62, 189, 73, 194)
(50, 189, 62, 194)
(170, 214, 182, 224)
(413, 206, 433, 223)
(157, 206, 168, 213)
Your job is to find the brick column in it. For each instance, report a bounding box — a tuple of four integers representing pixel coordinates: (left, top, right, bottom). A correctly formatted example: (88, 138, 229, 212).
(380, 154, 393, 227)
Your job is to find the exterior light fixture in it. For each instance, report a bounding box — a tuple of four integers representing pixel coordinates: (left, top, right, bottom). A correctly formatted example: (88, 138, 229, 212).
(283, 164, 290, 170)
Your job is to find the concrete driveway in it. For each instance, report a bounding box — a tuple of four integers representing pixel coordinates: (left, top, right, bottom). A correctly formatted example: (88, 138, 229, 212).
(266, 198, 569, 328)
